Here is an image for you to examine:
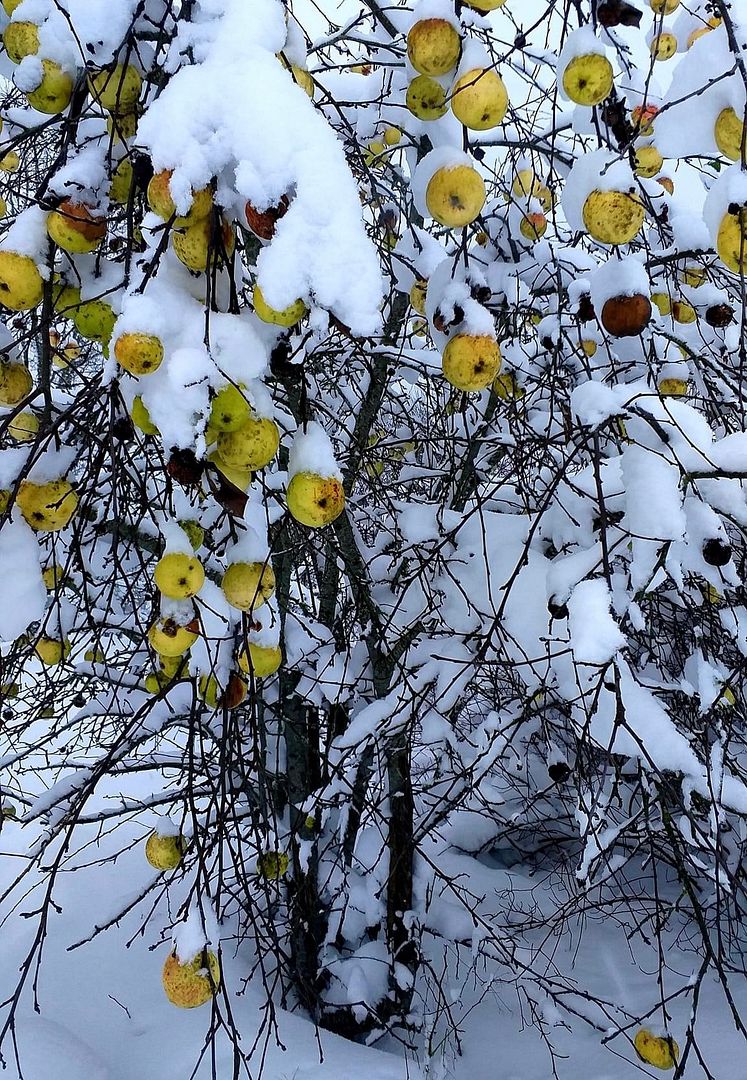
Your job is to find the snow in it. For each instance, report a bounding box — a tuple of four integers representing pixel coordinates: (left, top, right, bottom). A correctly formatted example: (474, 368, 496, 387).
(562, 149, 637, 233)
(621, 444, 686, 542)
(136, 0, 383, 335)
(590, 254, 649, 308)
(0, 517, 45, 641)
(568, 579, 626, 665)
(557, 26, 609, 102)
(411, 146, 479, 221)
(288, 420, 341, 479)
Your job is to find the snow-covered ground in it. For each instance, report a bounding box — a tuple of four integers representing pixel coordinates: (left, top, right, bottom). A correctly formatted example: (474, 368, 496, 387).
(2, 801, 746, 1080)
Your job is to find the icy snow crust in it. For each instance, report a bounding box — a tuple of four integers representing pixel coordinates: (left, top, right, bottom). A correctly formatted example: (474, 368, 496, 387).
(136, 0, 383, 335)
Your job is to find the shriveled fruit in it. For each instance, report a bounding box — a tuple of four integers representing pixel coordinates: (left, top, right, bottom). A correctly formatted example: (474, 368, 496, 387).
(601, 293, 652, 337)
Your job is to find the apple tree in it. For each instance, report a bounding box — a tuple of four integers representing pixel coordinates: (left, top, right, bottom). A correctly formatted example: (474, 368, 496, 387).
(1, 0, 747, 1075)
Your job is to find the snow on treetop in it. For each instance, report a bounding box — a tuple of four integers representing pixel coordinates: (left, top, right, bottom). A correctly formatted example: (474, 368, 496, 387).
(562, 149, 637, 233)
(557, 27, 609, 100)
(703, 165, 747, 247)
(136, 0, 383, 336)
(288, 421, 341, 481)
(412, 147, 480, 221)
(590, 254, 649, 309)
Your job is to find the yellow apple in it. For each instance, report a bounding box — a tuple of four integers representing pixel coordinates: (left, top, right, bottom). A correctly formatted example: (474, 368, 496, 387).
(179, 520, 204, 550)
(634, 145, 663, 178)
(717, 206, 747, 273)
(0, 151, 20, 172)
(35, 637, 71, 666)
(2, 21, 39, 64)
(257, 850, 289, 880)
(511, 169, 552, 210)
(287, 472, 346, 527)
(221, 561, 275, 611)
(406, 75, 448, 120)
(582, 189, 644, 245)
(651, 291, 672, 315)
(682, 265, 706, 287)
(715, 107, 744, 161)
(131, 395, 159, 435)
(147, 618, 198, 657)
(410, 279, 428, 314)
(0, 362, 32, 405)
(154, 552, 205, 599)
(216, 414, 279, 470)
(658, 377, 688, 396)
(492, 371, 525, 400)
(462, 0, 506, 9)
(650, 0, 679, 11)
(581, 339, 597, 357)
(519, 211, 547, 240)
(162, 951, 220, 1009)
(383, 126, 401, 146)
(1, 0, 24, 13)
(253, 284, 306, 327)
(207, 449, 252, 491)
(42, 563, 63, 590)
(0, 252, 43, 311)
(672, 299, 696, 323)
(172, 217, 235, 272)
(147, 170, 212, 227)
(631, 104, 658, 135)
(73, 299, 116, 343)
(239, 643, 282, 678)
(47, 199, 107, 254)
(17, 479, 77, 531)
(650, 32, 677, 60)
(8, 411, 39, 441)
(145, 831, 186, 870)
(278, 55, 315, 97)
(114, 332, 164, 375)
(426, 164, 485, 227)
(210, 385, 250, 431)
(53, 282, 81, 314)
(26, 61, 73, 114)
(442, 334, 501, 391)
(407, 19, 461, 77)
(107, 110, 139, 143)
(562, 53, 613, 106)
(451, 67, 508, 130)
(89, 64, 142, 113)
(633, 1029, 678, 1070)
